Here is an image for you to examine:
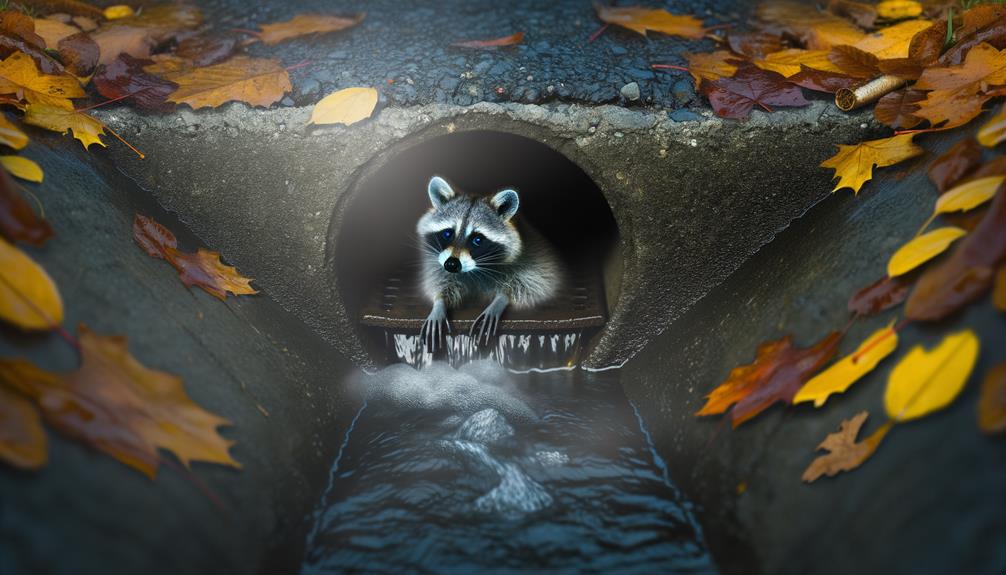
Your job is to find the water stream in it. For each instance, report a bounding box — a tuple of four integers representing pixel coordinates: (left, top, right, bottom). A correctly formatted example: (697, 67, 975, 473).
(300, 359, 717, 574)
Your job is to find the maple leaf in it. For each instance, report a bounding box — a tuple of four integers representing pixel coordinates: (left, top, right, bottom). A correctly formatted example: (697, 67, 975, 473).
(453, 32, 525, 49)
(23, 103, 106, 150)
(979, 363, 1006, 434)
(1, 155, 43, 182)
(163, 56, 291, 109)
(0, 235, 62, 330)
(794, 325, 899, 408)
(885, 330, 978, 422)
(873, 88, 925, 129)
(754, 48, 844, 77)
(887, 227, 967, 277)
(906, 186, 1006, 321)
(848, 275, 911, 316)
(757, 1, 865, 50)
(914, 43, 1006, 129)
(683, 51, 740, 87)
(594, 3, 705, 39)
(0, 166, 51, 246)
(696, 331, 842, 427)
(928, 138, 983, 192)
(256, 13, 365, 45)
(93, 54, 177, 111)
(701, 63, 810, 119)
(0, 326, 240, 478)
(820, 133, 923, 194)
(0, 383, 46, 469)
(0, 51, 83, 109)
(0, 113, 27, 150)
(802, 411, 892, 483)
(134, 214, 257, 301)
(309, 87, 378, 126)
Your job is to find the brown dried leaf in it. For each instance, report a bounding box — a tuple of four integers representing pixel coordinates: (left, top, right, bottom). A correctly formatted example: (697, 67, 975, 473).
(829, 44, 880, 78)
(164, 56, 290, 109)
(33, 18, 80, 48)
(0, 383, 46, 469)
(726, 31, 786, 59)
(802, 411, 891, 482)
(874, 88, 925, 129)
(788, 64, 859, 93)
(979, 363, 1006, 434)
(594, 3, 706, 39)
(453, 32, 525, 49)
(256, 13, 364, 45)
(848, 274, 912, 315)
(757, 1, 866, 49)
(701, 63, 810, 119)
(0, 164, 51, 245)
(93, 54, 176, 111)
(915, 43, 1006, 129)
(928, 138, 983, 193)
(57, 31, 98, 77)
(0, 9, 46, 51)
(14, 0, 103, 19)
(828, 0, 877, 29)
(174, 33, 240, 67)
(994, 264, 1006, 311)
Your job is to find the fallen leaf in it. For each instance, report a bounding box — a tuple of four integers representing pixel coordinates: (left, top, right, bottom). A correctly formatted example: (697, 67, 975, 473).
(15, 0, 104, 19)
(684, 51, 740, 87)
(93, 54, 177, 111)
(0, 155, 43, 183)
(907, 185, 1006, 320)
(828, 45, 879, 78)
(938, 19, 1006, 67)
(788, 65, 859, 92)
(91, 25, 153, 66)
(0, 235, 62, 330)
(0, 384, 46, 469)
(757, 1, 865, 50)
(0, 51, 84, 109)
(33, 18, 79, 49)
(726, 31, 785, 59)
(795, 325, 899, 408)
(134, 214, 257, 300)
(928, 138, 983, 192)
(92, 4, 202, 66)
(873, 88, 925, 129)
(453, 32, 524, 48)
(173, 33, 241, 67)
(848, 275, 911, 315)
(885, 330, 978, 422)
(827, 0, 877, 29)
(978, 363, 1006, 434)
(701, 63, 810, 119)
(696, 331, 842, 427)
(915, 43, 1006, 129)
(995, 265, 1006, 311)
(103, 5, 134, 20)
(0, 113, 27, 150)
(165, 56, 291, 109)
(978, 102, 1006, 147)
(0, 166, 50, 246)
(256, 12, 364, 45)
(0, 29, 66, 75)
(309, 87, 378, 126)
(853, 18, 932, 58)
(935, 175, 1005, 215)
(23, 103, 105, 150)
(57, 31, 99, 77)
(876, 1, 922, 21)
(0, 10, 46, 51)
(594, 3, 705, 39)
(0, 326, 240, 478)
(802, 411, 891, 482)
(754, 48, 844, 77)
(820, 133, 924, 194)
(877, 19, 943, 79)
(958, 4, 1006, 39)
(887, 227, 967, 277)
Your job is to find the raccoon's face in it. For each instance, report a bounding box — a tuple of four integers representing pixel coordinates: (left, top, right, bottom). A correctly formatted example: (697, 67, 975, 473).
(417, 176, 523, 275)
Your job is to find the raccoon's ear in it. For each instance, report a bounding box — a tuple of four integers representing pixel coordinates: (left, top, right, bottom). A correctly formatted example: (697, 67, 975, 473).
(491, 189, 519, 221)
(427, 176, 455, 208)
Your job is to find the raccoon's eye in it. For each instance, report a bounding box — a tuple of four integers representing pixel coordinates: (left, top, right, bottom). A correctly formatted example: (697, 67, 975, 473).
(470, 234, 484, 247)
(440, 229, 454, 241)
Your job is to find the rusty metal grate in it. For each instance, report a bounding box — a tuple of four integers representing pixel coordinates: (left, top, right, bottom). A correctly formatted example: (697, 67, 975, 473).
(359, 269, 607, 331)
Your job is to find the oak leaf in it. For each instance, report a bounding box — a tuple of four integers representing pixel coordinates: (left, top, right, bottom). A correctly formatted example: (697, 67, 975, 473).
(696, 331, 842, 427)
(165, 56, 291, 109)
(873, 88, 925, 129)
(0, 383, 46, 469)
(887, 227, 967, 277)
(820, 133, 923, 194)
(802, 411, 891, 482)
(134, 214, 257, 300)
(0, 235, 62, 330)
(794, 325, 899, 408)
(309, 87, 378, 126)
(757, 1, 865, 50)
(594, 4, 705, 39)
(23, 103, 106, 150)
(683, 51, 740, 87)
(256, 13, 364, 45)
(885, 330, 978, 422)
(848, 275, 911, 316)
(701, 63, 810, 119)
(0, 51, 84, 109)
(928, 138, 983, 192)
(978, 363, 1006, 434)
(0, 155, 43, 182)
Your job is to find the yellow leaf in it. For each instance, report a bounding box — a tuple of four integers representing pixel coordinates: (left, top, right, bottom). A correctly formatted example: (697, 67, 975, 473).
(887, 227, 967, 277)
(0, 236, 63, 330)
(753, 48, 844, 77)
(876, 1, 923, 20)
(795, 325, 899, 408)
(104, 5, 135, 20)
(854, 19, 931, 59)
(884, 330, 979, 422)
(257, 13, 365, 45)
(0, 52, 84, 110)
(934, 175, 1005, 215)
(820, 133, 924, 194)
(0, 114, 28, 150)
(309, 87, 378, 126)
(0, 156, 43, 183)
(684, 51, 739, 87)
(594, 3, 706, 39)
(756, 2, 865, 50)
(22, 103, 106, 150)
(33, 18, 80, 49)
(166, 56, 291, 109)
(977, 103, 1006, 147)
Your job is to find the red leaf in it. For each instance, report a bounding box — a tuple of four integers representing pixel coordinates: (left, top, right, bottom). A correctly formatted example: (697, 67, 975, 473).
(788, 64, 858, 93)
(94, 54, 177, 111)
(452, 32, 524, 48)
(928, 139, 984, 193)
(0, 168, 52, 246)
(701, 63, 810, 119)
(848, 275, 911, 316)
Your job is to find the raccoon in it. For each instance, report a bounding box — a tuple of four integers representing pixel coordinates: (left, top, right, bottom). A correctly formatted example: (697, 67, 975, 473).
(417, 176, 560, 350)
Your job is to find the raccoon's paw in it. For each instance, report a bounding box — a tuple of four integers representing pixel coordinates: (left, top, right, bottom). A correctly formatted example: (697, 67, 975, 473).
(470, 305, 504, 345)
(420, 307, 450, 352)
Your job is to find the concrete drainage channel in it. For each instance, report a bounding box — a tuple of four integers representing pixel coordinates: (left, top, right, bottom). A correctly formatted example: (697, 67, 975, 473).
(16, 99, 1002, 574)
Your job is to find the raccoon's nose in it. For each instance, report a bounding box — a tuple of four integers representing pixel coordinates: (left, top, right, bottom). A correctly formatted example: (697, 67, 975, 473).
(444, 257, 461, 273)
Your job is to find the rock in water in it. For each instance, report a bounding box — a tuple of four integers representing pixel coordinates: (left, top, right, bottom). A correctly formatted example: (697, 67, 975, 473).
(457, 408, 514, 445)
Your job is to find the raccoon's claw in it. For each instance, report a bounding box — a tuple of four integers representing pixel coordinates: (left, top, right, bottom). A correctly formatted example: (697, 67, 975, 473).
(470, 308, 502, 345)
(420, 305, 450, 352)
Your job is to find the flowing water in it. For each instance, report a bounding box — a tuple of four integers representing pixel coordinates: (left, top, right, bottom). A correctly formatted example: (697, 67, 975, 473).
(300, 359, 717, 574)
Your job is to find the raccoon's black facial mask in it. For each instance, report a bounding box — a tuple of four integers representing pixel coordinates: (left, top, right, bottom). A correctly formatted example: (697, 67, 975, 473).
(467, 232, 503, 263)
(426, 228, 454, 251)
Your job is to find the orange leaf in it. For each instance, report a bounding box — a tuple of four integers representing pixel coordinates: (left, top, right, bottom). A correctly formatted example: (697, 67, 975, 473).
(594, 3, 705, 39)
(0, 383, 46, 470)
(757, 1, 865, 50)
(256, 13, 364, 45)
(696, 331, 842, 427)
(978, 363, 1006, 434)
(754, 48, 845, 77)
(165, 56, 291, 109)
(134, 214, 257, 300)
(684, 51, 740, 87)
(453, 32, 524, 48)
(92, 4, 202, 66)
(914, 43, 1006, 129)
(802, 411, 892, 482)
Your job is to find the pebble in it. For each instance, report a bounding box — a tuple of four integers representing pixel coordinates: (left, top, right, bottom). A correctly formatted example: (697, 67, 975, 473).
(620, 81, 640, 101)
(669, 109, 701, 122)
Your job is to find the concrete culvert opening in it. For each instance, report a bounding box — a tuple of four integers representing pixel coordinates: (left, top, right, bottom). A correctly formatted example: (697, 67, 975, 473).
(332, 130, 621, 368)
